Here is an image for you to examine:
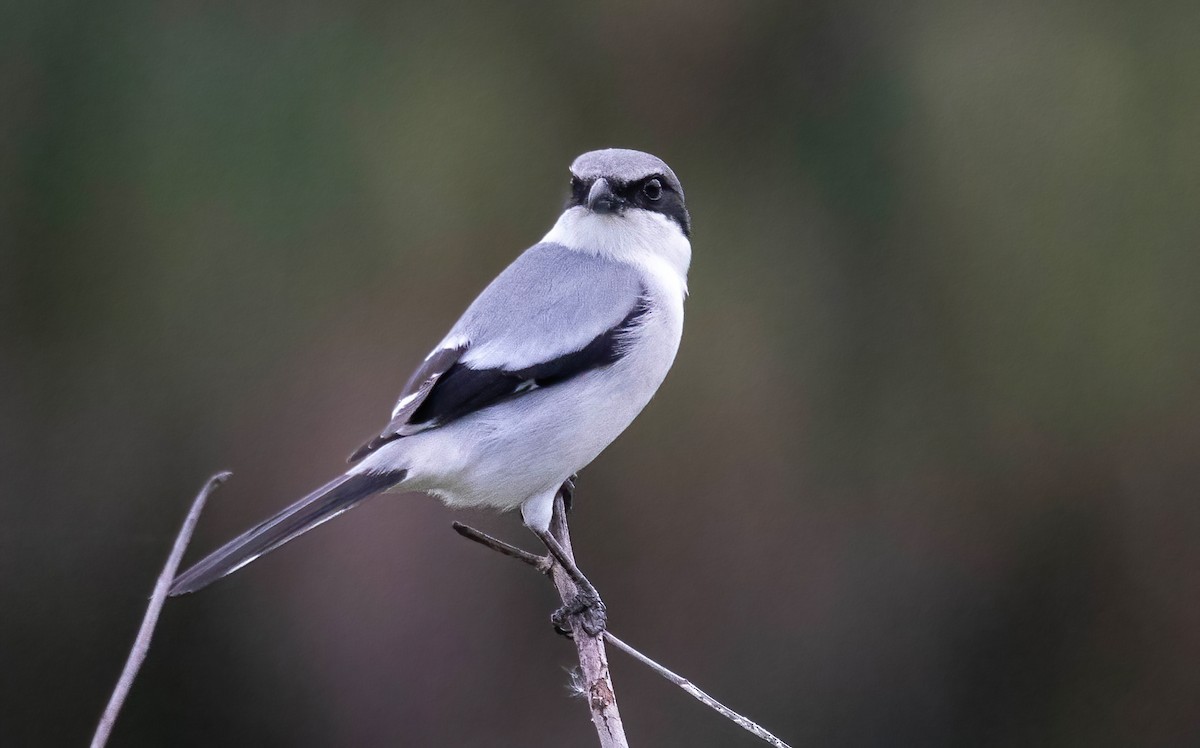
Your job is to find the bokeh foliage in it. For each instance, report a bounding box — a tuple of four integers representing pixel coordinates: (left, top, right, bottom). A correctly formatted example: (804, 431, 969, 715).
(2, 1, 1198, 745)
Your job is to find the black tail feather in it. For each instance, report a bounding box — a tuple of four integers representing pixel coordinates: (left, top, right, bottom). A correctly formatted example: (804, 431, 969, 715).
(168, 470, 407, 595)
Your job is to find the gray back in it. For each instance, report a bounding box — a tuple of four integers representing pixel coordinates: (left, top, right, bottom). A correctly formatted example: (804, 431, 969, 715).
(452, 242, 644, 370)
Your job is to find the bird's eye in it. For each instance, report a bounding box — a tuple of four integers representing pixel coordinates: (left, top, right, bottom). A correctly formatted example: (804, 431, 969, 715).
(642, 178, 663, 201)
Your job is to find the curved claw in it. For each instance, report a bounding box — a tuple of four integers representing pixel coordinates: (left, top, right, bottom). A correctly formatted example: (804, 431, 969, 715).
(559, 473, 578, 514)
(551, 589, 607, 638)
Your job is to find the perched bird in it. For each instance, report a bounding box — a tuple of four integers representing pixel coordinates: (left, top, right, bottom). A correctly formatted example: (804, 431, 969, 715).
(168, 149, 692, 605)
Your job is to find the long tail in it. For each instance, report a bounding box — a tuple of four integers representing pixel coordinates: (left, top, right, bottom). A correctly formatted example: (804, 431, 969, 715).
(168, 469, 407, 596)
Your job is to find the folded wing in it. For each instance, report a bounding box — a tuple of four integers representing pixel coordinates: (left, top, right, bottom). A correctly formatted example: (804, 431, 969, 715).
(349, 243, 648, 462)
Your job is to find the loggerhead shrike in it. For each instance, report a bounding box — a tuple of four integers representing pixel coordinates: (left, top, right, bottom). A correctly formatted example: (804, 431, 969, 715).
(168, 149, 691, 601)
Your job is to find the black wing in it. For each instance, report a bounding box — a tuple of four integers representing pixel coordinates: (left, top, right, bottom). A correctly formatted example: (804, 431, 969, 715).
(347, 343, 466, 462)
(348, 294, 649, 463)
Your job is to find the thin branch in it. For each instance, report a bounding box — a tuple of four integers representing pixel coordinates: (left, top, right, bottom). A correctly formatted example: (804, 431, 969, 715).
(452, 521, 550, 572)
(544, 494, 627, 747)
(603, 632, 793, 748)
(91, 471, 231, 748)
(454, 497, 794, 748)
(455, 497, 627, 747)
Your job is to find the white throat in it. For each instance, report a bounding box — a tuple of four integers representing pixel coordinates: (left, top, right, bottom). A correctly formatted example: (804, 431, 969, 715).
(542, 207, 691, 292)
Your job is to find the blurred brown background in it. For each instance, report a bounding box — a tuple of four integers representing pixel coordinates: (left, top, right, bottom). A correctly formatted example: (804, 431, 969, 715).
(3, 1, 1199, 745)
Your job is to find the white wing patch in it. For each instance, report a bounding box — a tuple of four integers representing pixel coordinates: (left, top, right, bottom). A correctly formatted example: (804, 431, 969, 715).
(391, 390, 421, 418)
(513, 379, 539, 394)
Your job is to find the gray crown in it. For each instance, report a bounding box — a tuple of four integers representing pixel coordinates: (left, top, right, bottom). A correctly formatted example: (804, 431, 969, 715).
(570, 149, 684, 197)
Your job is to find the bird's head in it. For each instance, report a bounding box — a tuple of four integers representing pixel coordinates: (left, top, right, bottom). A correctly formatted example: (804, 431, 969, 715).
(566, 149, 690, 238)
(544, 149, 691, 278)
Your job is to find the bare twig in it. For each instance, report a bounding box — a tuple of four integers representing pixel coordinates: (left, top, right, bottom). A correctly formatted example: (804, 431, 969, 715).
(544, 494, 627, 747)
(452, 522, 550, 572)
(455, 497, 627, 747)
(91, 471, 231, 748)
(603, 632, 793, 748)
(454, 494, 793, 748)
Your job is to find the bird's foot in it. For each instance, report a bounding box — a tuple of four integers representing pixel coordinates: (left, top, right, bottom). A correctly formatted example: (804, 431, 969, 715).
(551, 588, 607, 638)
(559, 473, 578, 514)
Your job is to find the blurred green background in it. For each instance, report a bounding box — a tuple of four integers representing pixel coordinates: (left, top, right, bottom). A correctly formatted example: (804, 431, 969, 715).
(3, 1, 1199, 745)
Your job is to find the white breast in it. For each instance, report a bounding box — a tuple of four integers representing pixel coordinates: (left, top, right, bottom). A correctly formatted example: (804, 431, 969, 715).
(542, 206, 692, 293)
